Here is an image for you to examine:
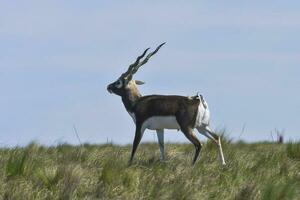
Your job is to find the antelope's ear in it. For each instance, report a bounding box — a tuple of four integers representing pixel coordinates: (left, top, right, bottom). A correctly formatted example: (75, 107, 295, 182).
(135, 80, 145, 85)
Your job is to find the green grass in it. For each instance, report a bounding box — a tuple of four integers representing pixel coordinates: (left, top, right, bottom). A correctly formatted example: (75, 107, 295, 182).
(0, 141, 299, 200)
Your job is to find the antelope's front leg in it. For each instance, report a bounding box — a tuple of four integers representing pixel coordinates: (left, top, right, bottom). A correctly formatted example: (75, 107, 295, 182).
(129, 124, 144, 164)
(156, 129, 165, 160)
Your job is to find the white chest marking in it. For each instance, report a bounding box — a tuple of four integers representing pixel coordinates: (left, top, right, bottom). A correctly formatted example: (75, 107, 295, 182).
(142, 116, 180, 131)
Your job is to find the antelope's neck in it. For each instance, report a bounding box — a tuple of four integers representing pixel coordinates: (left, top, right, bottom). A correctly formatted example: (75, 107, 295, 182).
(122, 87, 141, 112)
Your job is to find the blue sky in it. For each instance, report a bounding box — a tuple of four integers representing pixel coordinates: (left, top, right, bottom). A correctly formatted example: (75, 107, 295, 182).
(0, 1, 299, 146)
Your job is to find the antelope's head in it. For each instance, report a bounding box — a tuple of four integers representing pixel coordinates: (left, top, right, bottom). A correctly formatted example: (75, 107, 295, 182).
(107, 42, 165, 97)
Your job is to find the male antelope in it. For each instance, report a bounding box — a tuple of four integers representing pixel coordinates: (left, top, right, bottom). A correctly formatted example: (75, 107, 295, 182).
(107, 43, 226, 165)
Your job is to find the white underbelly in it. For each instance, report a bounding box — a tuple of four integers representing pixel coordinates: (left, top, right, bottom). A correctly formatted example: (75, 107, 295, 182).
(142, 116, 180, 130)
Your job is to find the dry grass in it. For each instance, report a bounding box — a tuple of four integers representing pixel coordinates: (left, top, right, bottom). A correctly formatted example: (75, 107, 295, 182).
(0, 140, 299, 199)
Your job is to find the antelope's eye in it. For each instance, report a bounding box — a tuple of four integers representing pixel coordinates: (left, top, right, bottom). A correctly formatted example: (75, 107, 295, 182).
(115, 79, 123, 88)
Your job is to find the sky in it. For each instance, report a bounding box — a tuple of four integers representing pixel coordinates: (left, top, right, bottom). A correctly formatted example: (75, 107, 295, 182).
(0, 1, 299, 147)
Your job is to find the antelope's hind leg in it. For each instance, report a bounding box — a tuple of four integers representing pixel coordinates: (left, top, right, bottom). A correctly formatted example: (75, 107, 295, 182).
(156, 129, 165, 160)
(181, 127, 202, 164)
(196, 126, 226, 165)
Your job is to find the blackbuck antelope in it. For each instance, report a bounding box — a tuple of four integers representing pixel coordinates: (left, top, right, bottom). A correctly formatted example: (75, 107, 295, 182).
(107, 43, 226, 165)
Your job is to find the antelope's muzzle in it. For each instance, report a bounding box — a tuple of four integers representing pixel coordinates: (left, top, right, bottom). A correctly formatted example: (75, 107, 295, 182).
(107, 85, 113, 94)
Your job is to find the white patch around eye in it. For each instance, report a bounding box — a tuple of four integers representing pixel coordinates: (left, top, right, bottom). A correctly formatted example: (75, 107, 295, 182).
(115, 79, 123, 88)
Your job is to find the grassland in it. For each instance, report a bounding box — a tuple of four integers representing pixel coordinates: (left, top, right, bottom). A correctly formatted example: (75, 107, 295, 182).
(0, 138, 299, 200)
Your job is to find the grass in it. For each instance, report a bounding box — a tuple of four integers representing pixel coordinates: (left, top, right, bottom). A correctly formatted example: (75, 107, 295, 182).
(0, 140, 299, 199)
